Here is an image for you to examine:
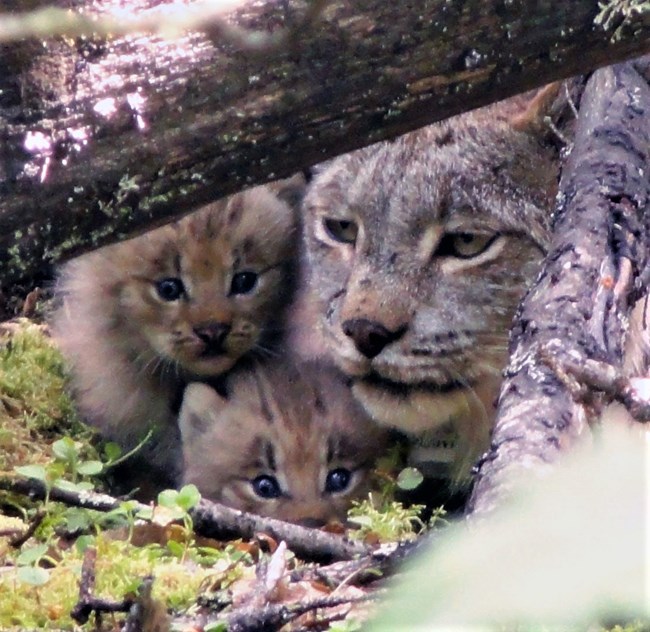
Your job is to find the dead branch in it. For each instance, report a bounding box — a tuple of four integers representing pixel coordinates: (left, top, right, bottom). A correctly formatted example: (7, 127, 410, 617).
(191, 498, 370, 563)
(468, 57, 650, 516)
(0, 475, 371, 562)
(70, 546, 133, 624)
(540, 348, 650, 422)
(291, 540, 424, 588)
(123, 576, 169, 632)
(216, 593, 376, 632)
(8, 508, 44, 548)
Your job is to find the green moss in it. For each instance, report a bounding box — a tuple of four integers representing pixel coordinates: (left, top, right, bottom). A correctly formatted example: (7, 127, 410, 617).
(0, 320, 89, 478)
(0, 320, 81, 434)
(347, 493, 432, 542)
(0, 534, 226, 630)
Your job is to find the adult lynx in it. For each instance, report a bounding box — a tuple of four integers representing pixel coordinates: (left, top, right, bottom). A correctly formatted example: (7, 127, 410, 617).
(301, 88, 565, 483)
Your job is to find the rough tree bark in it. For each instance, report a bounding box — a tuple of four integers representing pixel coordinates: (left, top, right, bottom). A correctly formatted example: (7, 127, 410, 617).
(1, 0, 649, 302)
(467, 57, 650, 516)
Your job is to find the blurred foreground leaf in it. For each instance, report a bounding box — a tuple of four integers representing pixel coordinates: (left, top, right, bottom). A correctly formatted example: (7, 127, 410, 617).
(371, 424, 649, 629)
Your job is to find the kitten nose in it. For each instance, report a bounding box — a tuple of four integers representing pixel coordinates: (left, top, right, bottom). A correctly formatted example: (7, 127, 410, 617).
(341, 318, 405, 359)
(193, 322, 231, 351)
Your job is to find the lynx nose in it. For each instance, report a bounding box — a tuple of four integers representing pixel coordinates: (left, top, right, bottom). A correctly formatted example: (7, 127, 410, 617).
(193, 322, 231, 354)
(342, 318, 405, 359)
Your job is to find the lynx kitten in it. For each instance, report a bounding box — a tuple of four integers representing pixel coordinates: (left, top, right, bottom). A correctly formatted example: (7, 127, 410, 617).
(179, 359, 388, 524)
(52, 178, 303, 486)
(301, 88, 565, 483)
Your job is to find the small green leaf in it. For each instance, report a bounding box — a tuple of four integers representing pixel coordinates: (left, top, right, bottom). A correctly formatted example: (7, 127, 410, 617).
(157, 489, 179, 508)
(103, 442, 122, 462)
(53, 479, 87, 493)
(64, 508, 92, 532)
(75, 535, 95, 554)
(396, 467, 424, 491)
(14, 464, 47, 481)
(136, 506, 153, 521)
(16, 543, 49, 566)
(77, 460, 103, 476)
(52, 437, 78, 463)
(166, 540, 184, 558)
(17, 565, 50, 586)
(176, 484, 201, 511)
(204, 623, 228, 632)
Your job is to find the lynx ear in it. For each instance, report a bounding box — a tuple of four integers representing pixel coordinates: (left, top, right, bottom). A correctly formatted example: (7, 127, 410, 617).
(510, 82, 563, 135)
(178, 382, 227, 445)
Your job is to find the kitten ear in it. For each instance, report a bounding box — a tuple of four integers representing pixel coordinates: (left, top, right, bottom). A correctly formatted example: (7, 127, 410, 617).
(268, 172, 307, 209)
(178, 382, 227, 444)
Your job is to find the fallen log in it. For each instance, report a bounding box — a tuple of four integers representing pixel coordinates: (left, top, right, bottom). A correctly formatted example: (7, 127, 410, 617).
(1, 0, 649, 305)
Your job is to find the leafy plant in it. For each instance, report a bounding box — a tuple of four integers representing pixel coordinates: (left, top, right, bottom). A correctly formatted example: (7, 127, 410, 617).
(155, 485, 202, 561)
(347, 493, 433, 542)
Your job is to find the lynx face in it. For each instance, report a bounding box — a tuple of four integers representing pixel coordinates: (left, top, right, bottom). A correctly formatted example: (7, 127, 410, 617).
(115, 185, 299, 376)
(179, 360, 388, 525)
(302, 98, 561, 478)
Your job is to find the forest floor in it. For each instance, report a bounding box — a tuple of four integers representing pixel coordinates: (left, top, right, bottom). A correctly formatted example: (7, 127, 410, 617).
(0, 314, 439, 631)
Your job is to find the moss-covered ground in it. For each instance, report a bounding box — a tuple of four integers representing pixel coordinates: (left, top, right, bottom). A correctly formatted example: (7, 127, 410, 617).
(0, 318, 427, 631)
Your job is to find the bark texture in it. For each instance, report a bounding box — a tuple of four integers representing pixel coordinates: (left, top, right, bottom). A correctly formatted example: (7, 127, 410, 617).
(1, 0, 649, 300)
(467, 57, 650, 516)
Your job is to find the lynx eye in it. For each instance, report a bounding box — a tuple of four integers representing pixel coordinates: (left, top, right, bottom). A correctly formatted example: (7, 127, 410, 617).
(436, 232, 498, 259)
(230, 271, 258, 295)
(155, 277, 185, 301)
(323, 218, 358, 244)
(325, 467, 352, 494)
(251, 474, 282, 499)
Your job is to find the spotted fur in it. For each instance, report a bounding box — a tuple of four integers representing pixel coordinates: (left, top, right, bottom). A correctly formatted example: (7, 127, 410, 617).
(300, 89, 566, 484)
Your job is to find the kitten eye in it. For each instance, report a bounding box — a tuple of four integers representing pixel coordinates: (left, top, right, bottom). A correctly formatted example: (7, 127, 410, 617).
(325, 467, 352, 494)
(436, 232, 498, 259)
(323, 218, 358, 244)
(251, 474, 282, 499)
(155, 277, 185, 301)
(230, 271, 258, 295)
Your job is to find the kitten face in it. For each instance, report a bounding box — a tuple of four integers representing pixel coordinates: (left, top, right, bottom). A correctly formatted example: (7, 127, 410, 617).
(71, 181, 300, 377)
(179, 360, 388, 525)
(120, 188, 296, 375)
(302, 99, 560, 458)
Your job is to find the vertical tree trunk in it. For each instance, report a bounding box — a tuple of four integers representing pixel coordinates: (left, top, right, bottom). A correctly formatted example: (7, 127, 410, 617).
(468, 57, 650, 516)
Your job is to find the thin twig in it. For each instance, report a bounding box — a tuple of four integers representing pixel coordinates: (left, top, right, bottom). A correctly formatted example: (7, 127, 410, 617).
(0, 476, 372, 561)
(123, 576, 170, 631)
(540, 348, 650, 422)
(9, 509, 45, 548)
(218, 593, 377, 632)
(70, 546, 133, 624)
